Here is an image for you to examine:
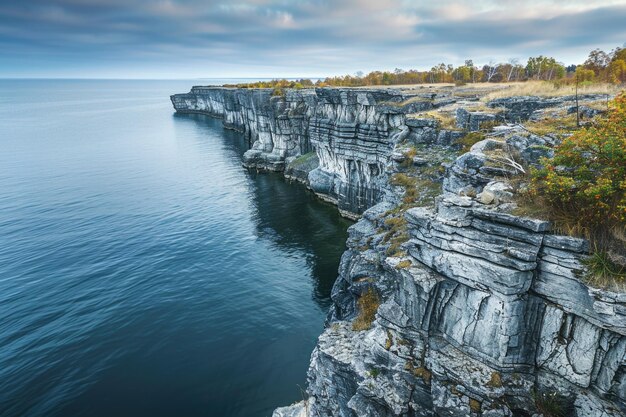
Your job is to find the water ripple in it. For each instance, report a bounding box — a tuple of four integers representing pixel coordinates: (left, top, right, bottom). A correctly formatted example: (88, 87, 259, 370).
(0, 80, 350, 417)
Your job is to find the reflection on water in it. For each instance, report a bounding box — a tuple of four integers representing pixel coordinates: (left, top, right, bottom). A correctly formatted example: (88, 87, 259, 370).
(0, 80, 350, 417)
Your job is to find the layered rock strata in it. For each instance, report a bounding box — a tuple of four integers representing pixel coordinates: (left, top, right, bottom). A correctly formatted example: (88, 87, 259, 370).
(171, 87, 439, 216)
(297, 193, 624, 416)
(170, 87, 624, 416)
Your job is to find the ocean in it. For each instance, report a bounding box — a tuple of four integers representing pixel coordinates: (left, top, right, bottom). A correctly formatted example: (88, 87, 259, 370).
(0, 79, 350, 416)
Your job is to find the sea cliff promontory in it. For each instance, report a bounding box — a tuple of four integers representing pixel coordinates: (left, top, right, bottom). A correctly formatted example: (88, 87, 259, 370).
(171, 85, 625, 417)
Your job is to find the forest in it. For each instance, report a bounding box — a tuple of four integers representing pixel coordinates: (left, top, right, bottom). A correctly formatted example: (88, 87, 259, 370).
(224, 46, 626, 89)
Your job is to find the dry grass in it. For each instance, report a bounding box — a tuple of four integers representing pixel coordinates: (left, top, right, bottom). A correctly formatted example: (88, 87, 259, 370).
(486, 371, 503, 388)
(469, 399, 481, 413)
(352, 288, 380, 331)
(582, 249, 626, 292)
(355, 83, 454, 91)
(523, 113, 579, 136)
(385, 330, 393, 350)
(408, 364, 432, 385)
(483, 81, 622, 100)
(418, 110, 459, 130)
(396, 259, 412, 269)
(381, 96, 434, 107)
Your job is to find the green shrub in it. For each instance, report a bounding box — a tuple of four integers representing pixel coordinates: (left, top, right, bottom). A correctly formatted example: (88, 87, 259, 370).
(455, 132, 485, 153)
(272, 87, 285, 97)
(529, 92, 626, 254)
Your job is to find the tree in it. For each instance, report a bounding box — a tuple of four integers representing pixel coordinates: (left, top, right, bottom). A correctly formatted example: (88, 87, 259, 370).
(612, 47, 626, 63)
(483, 60, 500, 82)
(453, 65, 472, 83)
(584, 49, 610, 75)
(609, 60, 626, 84)
(506, 58, 519, 81)
(464, 59, 476, 83)
(575, 67, 595, 82)
(525, 56, 563, 80)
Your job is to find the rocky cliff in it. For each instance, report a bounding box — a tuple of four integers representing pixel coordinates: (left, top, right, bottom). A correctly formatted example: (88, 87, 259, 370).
(171, 86, 445, 217)
(171, 87, 624, 416)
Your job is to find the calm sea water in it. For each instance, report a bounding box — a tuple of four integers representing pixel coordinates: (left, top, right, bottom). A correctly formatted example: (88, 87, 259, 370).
(0, 80, 350, 417)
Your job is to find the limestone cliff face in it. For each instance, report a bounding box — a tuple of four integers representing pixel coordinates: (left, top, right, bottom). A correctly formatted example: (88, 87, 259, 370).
(171, 87, 435, 216)
(171, 88, 625, 416)
(273, 94, 625, 417)
(293, 197, 625, 417)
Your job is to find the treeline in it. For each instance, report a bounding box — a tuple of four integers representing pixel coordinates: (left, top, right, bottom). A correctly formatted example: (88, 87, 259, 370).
(225, 45, 626, 89)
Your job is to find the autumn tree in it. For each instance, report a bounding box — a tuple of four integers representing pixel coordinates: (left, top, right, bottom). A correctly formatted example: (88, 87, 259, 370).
(584, 49, 611, 75)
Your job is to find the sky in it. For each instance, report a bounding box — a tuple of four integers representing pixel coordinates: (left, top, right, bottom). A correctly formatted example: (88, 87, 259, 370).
(1, 0, 625, 79)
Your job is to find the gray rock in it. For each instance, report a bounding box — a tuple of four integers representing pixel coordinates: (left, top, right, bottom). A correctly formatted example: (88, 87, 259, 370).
(170, 86, 625, 417)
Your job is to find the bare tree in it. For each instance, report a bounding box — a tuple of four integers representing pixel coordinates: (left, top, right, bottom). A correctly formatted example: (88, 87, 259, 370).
(507, 58, 519, 82)
(485, 60, 500, 82)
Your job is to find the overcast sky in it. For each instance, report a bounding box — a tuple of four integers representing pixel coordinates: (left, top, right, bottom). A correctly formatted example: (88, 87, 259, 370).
(1, 0, 625, 79)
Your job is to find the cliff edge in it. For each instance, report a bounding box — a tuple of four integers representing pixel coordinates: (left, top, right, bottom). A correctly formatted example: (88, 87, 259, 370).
(171, 86, 625, 416)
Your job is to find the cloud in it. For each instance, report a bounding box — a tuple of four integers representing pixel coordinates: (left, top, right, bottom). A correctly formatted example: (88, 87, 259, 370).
(0, 0, 624, 78)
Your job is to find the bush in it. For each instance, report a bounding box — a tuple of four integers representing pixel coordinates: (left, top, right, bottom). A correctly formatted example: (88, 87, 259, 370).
(529, 92, 626, 249)
(272, 87, 285, 97)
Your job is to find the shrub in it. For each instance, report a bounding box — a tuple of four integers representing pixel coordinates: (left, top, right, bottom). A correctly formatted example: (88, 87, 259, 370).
(367, 368, 380, 378)
(532, 390, 571, 417)
(529, 92, 626, 253)
(390, 173, 417, 188)
(352, 288, 380, 331)
(455, 132, 485, 153)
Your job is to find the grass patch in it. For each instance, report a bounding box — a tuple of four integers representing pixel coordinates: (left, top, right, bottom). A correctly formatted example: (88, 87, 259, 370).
(390, 173, 441, 209)
(381, 96, 433, 107)
(483, 81, 619, 100)
(412, 366, 432, 385)
(289, 151, 317, 167)
(532, 390, 571, 417)
(396, 259, 412, 269)
(418, 110, 459, 130)
(400, 147, 418, 168)
(383, 215, 410, 256)
(469, 399, 481, 413)
(391, 173, 417, 188)
(352, 288, 380, 331)
(455, 132, 485, 153)
(404, 362, 432, 384)
(486, 372, 503, 388)
(523, 113, 579, 137)
(385, 330, 393, 350)
(582, 250, 626, 290)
